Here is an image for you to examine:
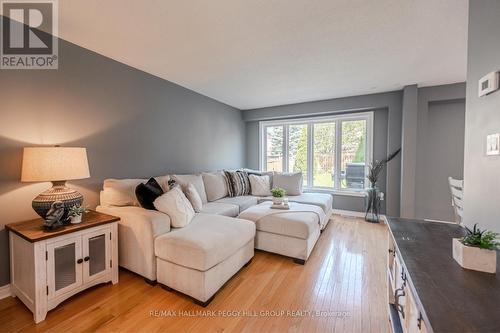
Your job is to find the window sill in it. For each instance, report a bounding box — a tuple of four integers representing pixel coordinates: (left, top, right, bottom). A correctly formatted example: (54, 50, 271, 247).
(303, 188, 367, 197)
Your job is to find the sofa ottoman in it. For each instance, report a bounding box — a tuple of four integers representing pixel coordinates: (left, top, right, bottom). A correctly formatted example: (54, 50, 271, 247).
(258, 193, 333, 230)
(238, 202, 325, 264)
(154, 213, 255, 306)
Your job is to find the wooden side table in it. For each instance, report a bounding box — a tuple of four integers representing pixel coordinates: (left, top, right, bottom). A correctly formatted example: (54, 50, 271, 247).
(6, 210, 119, 323)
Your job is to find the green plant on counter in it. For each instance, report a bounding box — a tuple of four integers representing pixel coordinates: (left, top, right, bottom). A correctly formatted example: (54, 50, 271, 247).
(461, 223, 499, 250)
(68, 205, 89, 217)
(271, 187, 286, 198)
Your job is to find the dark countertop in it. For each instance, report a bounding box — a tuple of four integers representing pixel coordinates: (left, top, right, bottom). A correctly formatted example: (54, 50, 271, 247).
(387, 218, 500, 333)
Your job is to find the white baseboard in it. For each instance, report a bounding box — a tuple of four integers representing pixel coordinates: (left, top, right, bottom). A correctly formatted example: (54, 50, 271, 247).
(333, 209, 387, 224)
(0, 284, 11, 300)
(332, 209, 365, 218)
(424, 218, 456, 224)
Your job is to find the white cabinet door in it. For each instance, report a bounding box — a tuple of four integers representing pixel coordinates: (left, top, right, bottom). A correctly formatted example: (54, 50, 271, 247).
(406, 288, 430, 333)
(406, 284, 420, 333)
(394, 255, 408, 331)
(387, 238, 396, 293)
(46, 236, 83, 300)
(82, 227, 111, 284)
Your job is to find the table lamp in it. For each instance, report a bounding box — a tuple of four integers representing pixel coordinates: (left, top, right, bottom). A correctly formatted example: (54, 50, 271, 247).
(21, 146, 90, 223)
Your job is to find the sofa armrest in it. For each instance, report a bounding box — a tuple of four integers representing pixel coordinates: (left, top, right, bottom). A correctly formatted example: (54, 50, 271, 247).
(97, 205, 171, 237)
(96, 205, 171, 280)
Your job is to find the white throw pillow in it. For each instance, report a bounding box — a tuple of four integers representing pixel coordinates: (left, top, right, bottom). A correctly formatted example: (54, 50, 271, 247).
(249, 174, 271, 196)
(183, 183, 203, 213)
(202, 172, 228, 201)
(273, 172, 303, 196)
(172, 174, 208, 203)
(153, 187, 195, 228)
(242, 169, 274, 187)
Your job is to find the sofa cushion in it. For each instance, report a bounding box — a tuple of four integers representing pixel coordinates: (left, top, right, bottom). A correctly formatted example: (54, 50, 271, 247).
(172, 174, 208, 203)
(273, 172, 303, 196)
(154, 187, 195, 228)
(259, 192, 333, 214)
(101, 176, 170, 207)
(215, 196, 258, 213)
(202, 172, 228, 201)
(242, 169, 274, 187)
(249, 174, 271, 196)
(183, 183, 203, 213)
(224, 170, 251, 197)
(135, 178, 164, 210)
(154, 213, 255, 271)
(200, 202, 239, 217)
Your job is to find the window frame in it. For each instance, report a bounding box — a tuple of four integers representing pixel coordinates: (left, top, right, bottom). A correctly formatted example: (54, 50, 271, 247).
(259, 112, 374, 196)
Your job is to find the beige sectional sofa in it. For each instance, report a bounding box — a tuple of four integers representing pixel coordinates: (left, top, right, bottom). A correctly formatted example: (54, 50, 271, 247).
(96, 170, 333, 305)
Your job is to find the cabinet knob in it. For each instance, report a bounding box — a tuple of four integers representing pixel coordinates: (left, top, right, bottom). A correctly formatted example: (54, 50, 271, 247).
(77, 258, 83, 264)
(84, 256, 90, 262)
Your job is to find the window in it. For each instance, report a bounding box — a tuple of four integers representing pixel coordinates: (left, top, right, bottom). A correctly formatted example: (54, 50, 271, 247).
(288, 124, 308, 186)
(341, 119, 367, 189)
(313, 122, 336, 188)
(260, 112, 373, 192)
(265, 126, 283, 172)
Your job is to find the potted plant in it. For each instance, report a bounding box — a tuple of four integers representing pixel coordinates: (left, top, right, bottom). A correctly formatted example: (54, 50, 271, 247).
(365, 148, 401, 222)
(68, 204, 88, 224)
(452, 223, 499, 273)
(271, 187, 286, 205)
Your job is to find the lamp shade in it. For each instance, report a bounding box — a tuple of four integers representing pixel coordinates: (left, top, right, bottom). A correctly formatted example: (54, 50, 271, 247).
(21, 147, 90, 182)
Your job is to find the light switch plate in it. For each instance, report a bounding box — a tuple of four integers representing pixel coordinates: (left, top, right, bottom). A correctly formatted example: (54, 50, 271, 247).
(486, 133, 500, 156)
(478, 71, 499, 97)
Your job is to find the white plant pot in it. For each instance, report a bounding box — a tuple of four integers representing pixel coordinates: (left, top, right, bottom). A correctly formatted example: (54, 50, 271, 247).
(272, 197, 283, 205)
(452, 238, 497, 273)
(70, 214, 82, 224)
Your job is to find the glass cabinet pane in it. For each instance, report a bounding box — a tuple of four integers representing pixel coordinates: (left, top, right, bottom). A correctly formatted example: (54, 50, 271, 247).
(88, 234, 106, 276)
(54, 243, 76, 291)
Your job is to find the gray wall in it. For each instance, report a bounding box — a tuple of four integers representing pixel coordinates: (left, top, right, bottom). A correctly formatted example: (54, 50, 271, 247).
(0, 28, 245, 286)
(244, 84, 466, 218)
(415, 99, 465, 221)
(243, 92, 400, 214)
(463, 0, 500, 233)
(400, 83, 466, 221)
(400, 85, 418, 218)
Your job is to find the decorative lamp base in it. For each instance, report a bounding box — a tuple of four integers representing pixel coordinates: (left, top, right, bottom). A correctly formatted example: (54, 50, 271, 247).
(32, 181, 83, 224)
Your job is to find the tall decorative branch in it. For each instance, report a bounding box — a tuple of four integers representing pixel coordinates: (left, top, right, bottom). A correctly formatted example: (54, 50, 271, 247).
(367, 148, 401, 187)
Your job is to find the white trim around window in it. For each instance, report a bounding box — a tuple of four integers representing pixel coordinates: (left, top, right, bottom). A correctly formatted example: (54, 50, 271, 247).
(259, 112, 374, 196)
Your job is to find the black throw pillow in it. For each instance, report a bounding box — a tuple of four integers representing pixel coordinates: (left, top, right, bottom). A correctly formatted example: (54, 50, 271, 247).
(135, 178, 164, 210)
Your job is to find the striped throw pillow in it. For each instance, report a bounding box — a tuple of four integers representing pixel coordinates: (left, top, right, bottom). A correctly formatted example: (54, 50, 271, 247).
(224, 171, 251, 197)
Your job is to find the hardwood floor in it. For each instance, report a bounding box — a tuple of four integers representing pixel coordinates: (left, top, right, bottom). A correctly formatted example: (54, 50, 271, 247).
(0, 216, 390, 333)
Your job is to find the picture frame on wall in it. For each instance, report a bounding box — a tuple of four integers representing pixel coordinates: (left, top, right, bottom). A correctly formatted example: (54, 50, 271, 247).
(486, 133, 500, 156)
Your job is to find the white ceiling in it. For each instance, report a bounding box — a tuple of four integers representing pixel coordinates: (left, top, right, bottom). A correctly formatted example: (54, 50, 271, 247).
(55, 0, 468, 109)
